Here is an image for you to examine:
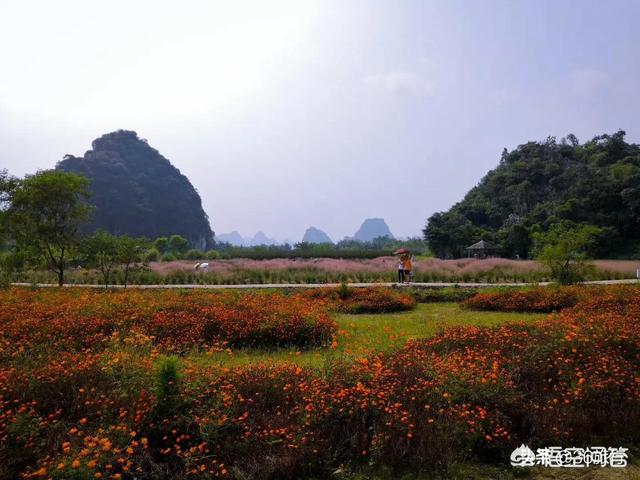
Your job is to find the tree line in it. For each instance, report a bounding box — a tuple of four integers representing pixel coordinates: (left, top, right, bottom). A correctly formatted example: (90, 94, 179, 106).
(0, 170, 150, 286)
(0, 169, 429, 287)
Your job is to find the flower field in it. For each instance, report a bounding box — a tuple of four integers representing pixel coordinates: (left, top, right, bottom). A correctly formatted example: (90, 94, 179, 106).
(0, 288, 336, 353)
(1, 286, 639, 479)
(298, 286, 416, 314)
(462, 284, 638, 313)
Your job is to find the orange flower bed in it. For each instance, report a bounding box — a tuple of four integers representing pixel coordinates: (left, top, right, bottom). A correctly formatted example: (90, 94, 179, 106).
(2, 286, 639, 479)
(0, 288, 337, 353)
(299, 286, 416, 313)
(461, 285, 623, 313)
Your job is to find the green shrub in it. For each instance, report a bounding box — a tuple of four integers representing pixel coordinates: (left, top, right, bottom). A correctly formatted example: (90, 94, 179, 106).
(160, 252, 177, 262)
(155, 355, 181, 417)
(184, 249, 205, 260)
(533, 222, 600, 284)
(206, 250, 221, 260)
(144, 247, 160, 262)
(339, 281, 351, 299)
(152, 237, 169, 253)
(168, 235, 189, 255)
(157, 356, 180, 397)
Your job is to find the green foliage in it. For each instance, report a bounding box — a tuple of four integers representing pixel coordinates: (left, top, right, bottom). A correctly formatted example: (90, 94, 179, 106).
(0, 250, 26, 287)
(56, 130, 214, 248)
(0, 169, 18, 247)
(0, 259, 9, 288)
(160, 252, 177, 262)
(184, 249, 205, 260)
(116, 235, 148, 287)
(168, 234, 189, 254)
(339, 281, 351, 299)
(214, 237, 429, 260)
(79, 232, 147, 288)
(152, 234, 190, 257)
(155, 355, 181, 417)
(157, 355, 180, 397)
(6, 170, 92, 286)
(153, 236, 169, 253)
(533, 222, 601, 284)
(81, 230, 119, 287)
(144, 247, 160, 262)
(424, 131, 640, 258)
(205, 250, 221, 260)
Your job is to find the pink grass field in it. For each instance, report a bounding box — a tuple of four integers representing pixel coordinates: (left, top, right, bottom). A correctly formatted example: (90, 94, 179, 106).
(151, 257, 640, 276)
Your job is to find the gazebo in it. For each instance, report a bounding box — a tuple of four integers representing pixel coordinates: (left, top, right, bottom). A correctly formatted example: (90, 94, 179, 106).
(465, 239, 498, 259)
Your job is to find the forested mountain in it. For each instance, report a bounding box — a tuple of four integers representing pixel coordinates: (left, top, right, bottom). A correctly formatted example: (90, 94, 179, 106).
(57, 130, 214, 249)
(423, 131, 640, 259)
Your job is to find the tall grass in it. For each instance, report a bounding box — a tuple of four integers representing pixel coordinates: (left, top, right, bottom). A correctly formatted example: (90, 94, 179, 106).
(11, 257, 637, 285)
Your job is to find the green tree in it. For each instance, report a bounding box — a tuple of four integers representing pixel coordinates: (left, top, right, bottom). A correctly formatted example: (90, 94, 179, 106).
(0, 250, 27, 285)
(7, 170, 92, 286)
(533, 222, 602, 284)
(423, 212, 483, 258)
(153, 237, 169, 253)
(497, 218, 532, 258)
(117, 235, 148, 288)
(168, 234, 189, 255)
(184, 249, 205, 260)
(81, 230, 119, 288)
(144, 247, 160, 262)
(0, 170, 18, 248)
(0, 170, 22, 285)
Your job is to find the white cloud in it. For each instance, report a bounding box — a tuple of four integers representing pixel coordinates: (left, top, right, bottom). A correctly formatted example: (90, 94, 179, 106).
(363, 71, 434, 98)
(571, 68, 610, 96)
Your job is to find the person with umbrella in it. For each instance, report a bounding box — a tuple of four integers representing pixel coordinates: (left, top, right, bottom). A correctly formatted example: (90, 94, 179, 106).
(394, 248, 412, 284)
(403, 253, 413, 283)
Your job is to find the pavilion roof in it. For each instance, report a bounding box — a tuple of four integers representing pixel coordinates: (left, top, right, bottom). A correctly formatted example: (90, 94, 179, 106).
(466, 239, 497, 250)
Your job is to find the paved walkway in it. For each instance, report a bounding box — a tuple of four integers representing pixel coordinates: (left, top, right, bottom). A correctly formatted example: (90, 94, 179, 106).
(10, 279, 639, 289)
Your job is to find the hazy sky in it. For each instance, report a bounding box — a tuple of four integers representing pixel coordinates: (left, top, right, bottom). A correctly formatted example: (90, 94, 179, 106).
(1, 0, 639, 242)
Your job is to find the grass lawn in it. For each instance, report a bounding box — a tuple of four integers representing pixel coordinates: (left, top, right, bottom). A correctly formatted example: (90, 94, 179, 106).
(192, 302, 548, 369)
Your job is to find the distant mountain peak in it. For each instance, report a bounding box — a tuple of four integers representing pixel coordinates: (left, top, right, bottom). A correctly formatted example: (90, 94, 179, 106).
(216, 231, 246, 246)
(302, 226, 333, 244)
(215, 230, 278, 247)
(251, 231, 276, 246)
(353, 218, 394, 242)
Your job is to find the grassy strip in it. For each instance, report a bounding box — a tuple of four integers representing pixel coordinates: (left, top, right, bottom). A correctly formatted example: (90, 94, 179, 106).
(190, 303, 546, 368)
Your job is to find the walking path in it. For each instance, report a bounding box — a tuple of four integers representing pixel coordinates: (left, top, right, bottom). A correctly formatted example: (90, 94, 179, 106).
(10, 279, 639, 289)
